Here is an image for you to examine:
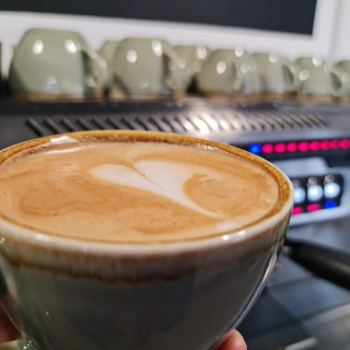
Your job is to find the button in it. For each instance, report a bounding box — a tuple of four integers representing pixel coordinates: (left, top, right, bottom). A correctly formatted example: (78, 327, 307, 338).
(294, 187, 306, 204)
(324, 182, 340, 198)
(307, 185, 323, 202)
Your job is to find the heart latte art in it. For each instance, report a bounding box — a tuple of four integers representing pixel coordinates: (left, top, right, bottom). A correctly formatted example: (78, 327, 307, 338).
(0, 138, 278, 242)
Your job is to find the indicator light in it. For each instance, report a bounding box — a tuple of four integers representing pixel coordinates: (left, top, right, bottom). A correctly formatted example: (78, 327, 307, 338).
(307, 204, 322, 212)
(249, 144, 262, 154)
(339, 139, 348, 149)
(298, 142, 309, 152)
(320, 140, 330, 150)
(275, 143, 286, 153)
(329, 140, 339, 149)
(309, 141, 320, 151)
(324, 182, 340, 198)
(287, 142, 298, 152)
(292, 207, 304, 215)
(262, 144, 274, 154)
(325, 200, 337, 209)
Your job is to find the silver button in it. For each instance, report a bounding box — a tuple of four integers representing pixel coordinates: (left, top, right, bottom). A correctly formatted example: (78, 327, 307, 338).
(294, 187, 306, 204)
(307, 185, 323, 202)
(324, 182, 340, 198)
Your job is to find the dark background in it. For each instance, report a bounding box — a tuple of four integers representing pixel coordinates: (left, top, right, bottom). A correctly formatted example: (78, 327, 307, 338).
(2, 0, 318, 35)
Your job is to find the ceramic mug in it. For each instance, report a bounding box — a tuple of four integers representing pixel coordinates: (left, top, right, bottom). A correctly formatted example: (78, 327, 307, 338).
(295, 56, 343, 102)
(334, 60, 350, 101)
(196, 48, 261, 99)
(0, 130, 293, 350)
(111, 38, 190, 100)
(98, 40, 120, 88)
(175, 45, 211, 76)
(8, 28, 107, 101)
(252, 52, 297, 100)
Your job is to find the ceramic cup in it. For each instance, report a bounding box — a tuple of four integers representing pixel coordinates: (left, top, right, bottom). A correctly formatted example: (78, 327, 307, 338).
(334, 60, 350, 101)
(98, 40, 120, 88)
(8, 28, 108, 101)
(295, 56, 343, 102)
(111, 38, 191, 100)
(175, 45, 211, 91)
(196, 48, 261, 99)
(0, 130, 293, 350)
(252, 52, 297, 100)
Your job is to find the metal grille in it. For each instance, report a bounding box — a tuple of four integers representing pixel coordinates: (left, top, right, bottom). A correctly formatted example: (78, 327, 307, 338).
(26, 110, 328, 137)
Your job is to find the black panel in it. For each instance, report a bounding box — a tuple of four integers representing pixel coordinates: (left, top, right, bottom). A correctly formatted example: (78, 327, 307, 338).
(2, 0, 317, 35)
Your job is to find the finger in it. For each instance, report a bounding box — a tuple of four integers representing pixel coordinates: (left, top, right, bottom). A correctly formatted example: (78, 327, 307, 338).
(0, 303, 18, 343)
(217, 330, 247, 350)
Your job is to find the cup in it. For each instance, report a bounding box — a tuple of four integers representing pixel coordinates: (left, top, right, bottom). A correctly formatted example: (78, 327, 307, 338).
(0, 130, 293, 350)
(295, 56, 343, 102)
(252, 52, 297, 100)
(111, 38, 190, 100)
(175, 45, 211, 91)
(8, 28, 108, 101)
(98, 40, 120, 88)
(334, 60, 350, 101)
(196, 48, 261, 99)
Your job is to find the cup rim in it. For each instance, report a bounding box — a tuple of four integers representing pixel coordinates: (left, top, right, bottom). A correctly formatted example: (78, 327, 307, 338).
(0, 130, 293, 254)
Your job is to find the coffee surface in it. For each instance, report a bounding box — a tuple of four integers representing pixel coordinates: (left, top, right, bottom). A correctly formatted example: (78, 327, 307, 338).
(0, 137, 279, 242)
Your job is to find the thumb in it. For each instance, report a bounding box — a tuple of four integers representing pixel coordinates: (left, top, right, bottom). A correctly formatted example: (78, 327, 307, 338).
(217, 330, 247, 350)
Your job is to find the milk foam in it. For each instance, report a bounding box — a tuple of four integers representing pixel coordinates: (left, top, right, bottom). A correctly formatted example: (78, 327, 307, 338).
(0, 139, 279, 243)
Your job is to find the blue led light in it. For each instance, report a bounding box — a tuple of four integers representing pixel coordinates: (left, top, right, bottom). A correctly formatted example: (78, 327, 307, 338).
(325, 200, 337, 209)
(249, 144, 262, 154)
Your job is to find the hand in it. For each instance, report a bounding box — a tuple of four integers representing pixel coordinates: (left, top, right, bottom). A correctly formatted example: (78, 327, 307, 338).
(0, 303, 246, 350)
(215, 330, 247, 350)
(0, 303, 19, 343)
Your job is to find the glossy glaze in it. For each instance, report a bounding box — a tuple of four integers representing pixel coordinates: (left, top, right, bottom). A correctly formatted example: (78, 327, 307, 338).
(196, 48, 260, 97)
(9, 28, 107, 100)
(0, 131, 293, 350)
(111, 38, 190, 99)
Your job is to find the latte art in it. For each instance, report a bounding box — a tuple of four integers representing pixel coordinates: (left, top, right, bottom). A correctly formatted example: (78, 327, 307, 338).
(0, 138, 278, 242)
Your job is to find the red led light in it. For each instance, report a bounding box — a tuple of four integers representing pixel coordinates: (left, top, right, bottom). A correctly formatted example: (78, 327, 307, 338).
(287, 142, 298, 152)
(340, 139, 349, 149)
(262, 144, 274, 154)
(298, 141, 309, 152)
(275, 143, 286, 153)
(320, 140, 330, 150)
(309, 141, 320, 151)
(329, 140, 339, 149)
(307, 204, 322, 212)
(292, 207, 304, 215)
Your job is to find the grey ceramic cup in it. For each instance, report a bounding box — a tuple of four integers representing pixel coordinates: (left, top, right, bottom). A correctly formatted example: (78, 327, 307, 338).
(8, 28, 107, 101)
(175, 45, 211, 81)
(252, 52, 296, 99)
(111, 38, 190, 100)
(0, 130, 293, 350)
(295, 56, 343, 102)
(334, 60, 350, 100)
(196, 48, 261, 99)
(98, 40, 120, 88)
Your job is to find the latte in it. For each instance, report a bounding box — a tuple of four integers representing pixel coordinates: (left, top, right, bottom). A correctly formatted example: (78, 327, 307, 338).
(0, 134, 278, 243)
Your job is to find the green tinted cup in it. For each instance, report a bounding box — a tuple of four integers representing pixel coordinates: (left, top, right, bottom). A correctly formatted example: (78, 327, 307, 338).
(111, 38, 190, 100)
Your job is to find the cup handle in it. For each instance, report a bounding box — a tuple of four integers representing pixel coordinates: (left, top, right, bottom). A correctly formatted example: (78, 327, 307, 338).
(281, 59, 297, 92)
(81, 45, 108, 89)
(162, 42, 190, 92)
(231, 59, 244, 93)
(329, 68, 344, 98)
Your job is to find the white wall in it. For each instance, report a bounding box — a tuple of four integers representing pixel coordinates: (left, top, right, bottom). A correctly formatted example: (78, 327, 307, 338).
(0, 0, 344, 76)
(331, 0, 350, 62)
